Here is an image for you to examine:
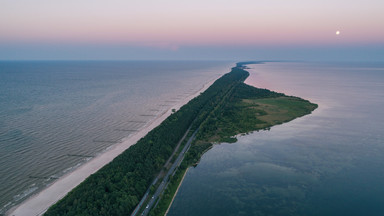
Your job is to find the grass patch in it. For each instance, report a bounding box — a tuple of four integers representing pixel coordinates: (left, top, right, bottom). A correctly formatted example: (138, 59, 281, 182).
(243, 96, 318, 127)
(149, 163, 189, 216)
(200, 93, 317, 144)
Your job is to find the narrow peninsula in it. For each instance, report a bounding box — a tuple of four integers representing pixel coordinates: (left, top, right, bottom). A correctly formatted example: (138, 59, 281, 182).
(44, 63, 317, 216)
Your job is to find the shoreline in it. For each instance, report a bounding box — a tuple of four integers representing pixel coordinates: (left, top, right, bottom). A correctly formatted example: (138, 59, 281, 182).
(163, 67, 255, 215)
(151, 67, 254, 216)
(164, 167, 189, 216)
(153, 64, 318, 215)
(7, 72, 225, 216)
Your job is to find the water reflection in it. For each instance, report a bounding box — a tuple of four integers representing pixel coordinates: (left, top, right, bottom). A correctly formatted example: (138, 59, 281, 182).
(168, 62, 384, 216)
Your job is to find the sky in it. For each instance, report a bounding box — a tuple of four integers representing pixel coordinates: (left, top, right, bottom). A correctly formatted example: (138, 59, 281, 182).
(0, 0, 383, 61)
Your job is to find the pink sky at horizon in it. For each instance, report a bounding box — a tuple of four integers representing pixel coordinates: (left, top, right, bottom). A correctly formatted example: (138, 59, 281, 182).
(1, 0, 383, 48)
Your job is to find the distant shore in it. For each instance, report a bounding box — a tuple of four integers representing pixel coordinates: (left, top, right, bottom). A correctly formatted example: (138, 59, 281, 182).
(7, 73, 224, 216)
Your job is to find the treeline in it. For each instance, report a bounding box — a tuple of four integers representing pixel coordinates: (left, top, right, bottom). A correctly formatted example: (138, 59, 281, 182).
(44, 67, 249, 215)
(150, 68, 317, 216)
(184, 82, 317, 168)
(183, 83, 283, 166)
(196, 83, 282, 141)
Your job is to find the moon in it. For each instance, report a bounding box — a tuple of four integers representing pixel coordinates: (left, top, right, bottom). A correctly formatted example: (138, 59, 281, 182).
(336, 31, 340, 35)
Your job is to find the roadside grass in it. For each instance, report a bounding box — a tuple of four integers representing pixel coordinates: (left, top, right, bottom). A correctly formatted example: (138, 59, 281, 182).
(149, 164, 188, 216)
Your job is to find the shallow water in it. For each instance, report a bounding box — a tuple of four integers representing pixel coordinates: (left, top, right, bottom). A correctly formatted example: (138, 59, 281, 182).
(0, 60, 233, 214)
(168, 62, 384, 216)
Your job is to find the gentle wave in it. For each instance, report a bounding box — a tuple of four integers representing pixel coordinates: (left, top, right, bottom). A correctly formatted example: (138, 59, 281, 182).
(0, 61, 232, 214)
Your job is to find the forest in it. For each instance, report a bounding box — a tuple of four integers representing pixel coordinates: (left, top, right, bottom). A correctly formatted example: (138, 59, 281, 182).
(44, 67, 249, 215)
(150, 69, 317, 216)
(46, 65, 317, 216)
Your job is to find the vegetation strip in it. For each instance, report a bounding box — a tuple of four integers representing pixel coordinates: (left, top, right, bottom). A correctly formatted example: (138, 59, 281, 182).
(164, 167, 188, 216)
(45, 64, 317, 216)
(151, 65, 317, 216)
(45, 66, 248, 215)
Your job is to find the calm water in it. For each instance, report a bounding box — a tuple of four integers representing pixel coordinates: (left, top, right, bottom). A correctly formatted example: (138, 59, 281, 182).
(0, 60, 233, 214)
(168, 62, 384, 216)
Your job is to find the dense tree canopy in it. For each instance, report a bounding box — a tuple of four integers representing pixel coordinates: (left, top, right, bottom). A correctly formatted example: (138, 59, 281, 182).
(45, 67, 249, 215)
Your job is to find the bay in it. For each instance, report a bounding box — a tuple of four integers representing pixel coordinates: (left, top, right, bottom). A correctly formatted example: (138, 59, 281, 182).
(168, 62, 384, 216)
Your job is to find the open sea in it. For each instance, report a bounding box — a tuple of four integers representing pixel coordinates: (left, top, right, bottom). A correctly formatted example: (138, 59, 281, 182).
(168, 62, 384, 216)
(0, 60, 233, 214)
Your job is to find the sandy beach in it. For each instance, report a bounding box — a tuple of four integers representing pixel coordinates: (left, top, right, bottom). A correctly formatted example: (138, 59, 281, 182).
(7, 75, 222, 216)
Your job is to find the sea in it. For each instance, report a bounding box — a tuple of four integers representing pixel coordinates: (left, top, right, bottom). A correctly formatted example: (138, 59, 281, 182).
(0, 60, 233, 214)
(168, 62, 384, 216)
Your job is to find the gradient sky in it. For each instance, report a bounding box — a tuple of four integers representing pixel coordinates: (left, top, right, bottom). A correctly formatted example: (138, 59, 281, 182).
(1, 0, 383, 60)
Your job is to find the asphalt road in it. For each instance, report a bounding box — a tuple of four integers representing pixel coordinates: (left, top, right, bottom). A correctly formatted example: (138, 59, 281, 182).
(140, 129, 198, 216)
(130, 128, 198, 216)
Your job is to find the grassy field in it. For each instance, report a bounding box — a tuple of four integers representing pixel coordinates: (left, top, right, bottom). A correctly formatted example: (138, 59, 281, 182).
(202, 86, 318, 144)
(241, 96, 318, 129)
